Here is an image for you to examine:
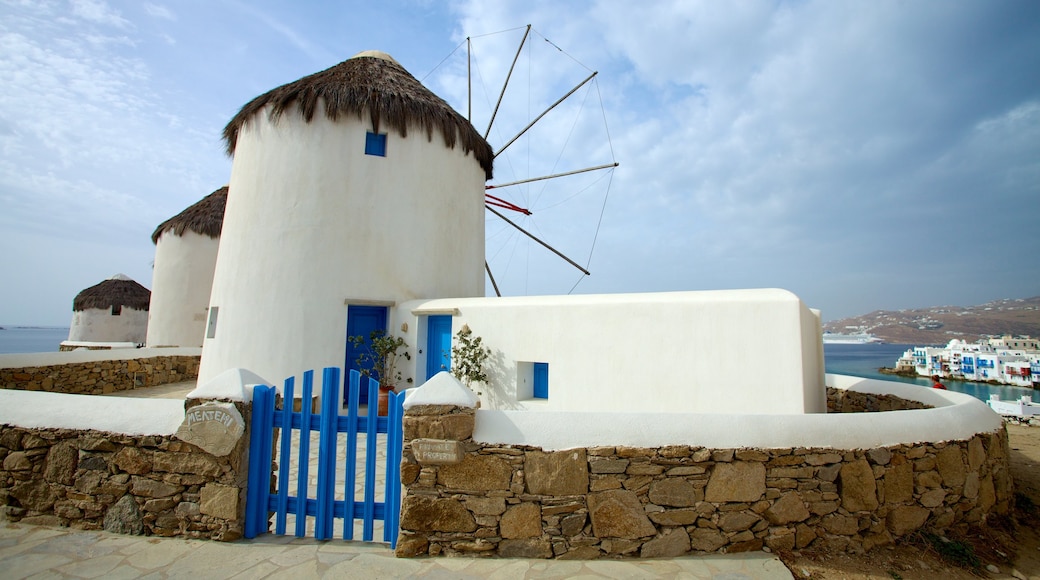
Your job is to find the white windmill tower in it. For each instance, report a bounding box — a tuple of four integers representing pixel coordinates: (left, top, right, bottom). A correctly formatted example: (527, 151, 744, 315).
(198, 51, 494, 394)
(146, 186, 227, 348)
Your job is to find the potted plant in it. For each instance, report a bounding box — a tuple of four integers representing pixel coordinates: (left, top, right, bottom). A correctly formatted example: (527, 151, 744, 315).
(348, 330, 411, 415)
(451, 324, 490, 397)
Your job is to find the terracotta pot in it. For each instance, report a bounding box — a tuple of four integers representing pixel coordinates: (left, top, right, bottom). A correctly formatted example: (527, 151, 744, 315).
(377, 386, 393, 416)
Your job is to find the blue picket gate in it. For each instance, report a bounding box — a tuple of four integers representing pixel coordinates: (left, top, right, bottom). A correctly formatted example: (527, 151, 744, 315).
(244, 368, 405, 546)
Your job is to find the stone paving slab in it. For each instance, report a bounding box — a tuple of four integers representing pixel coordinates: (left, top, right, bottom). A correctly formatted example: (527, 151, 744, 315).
(0, 521, 794, 579)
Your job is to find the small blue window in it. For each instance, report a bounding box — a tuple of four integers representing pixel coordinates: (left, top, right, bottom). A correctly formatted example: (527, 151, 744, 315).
(365, 132, 387, 156)
(533, 362, 549, 399)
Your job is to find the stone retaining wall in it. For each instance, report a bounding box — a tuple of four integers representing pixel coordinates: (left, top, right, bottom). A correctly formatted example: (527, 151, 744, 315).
(0, 399, 247, 540)
(395, 393, 1012, 559)
(0, 355, 200, 395)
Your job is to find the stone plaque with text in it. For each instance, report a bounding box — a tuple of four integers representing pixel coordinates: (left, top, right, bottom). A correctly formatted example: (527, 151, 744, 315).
(175, 402, 245, 457)
(412, 438, 464, 465)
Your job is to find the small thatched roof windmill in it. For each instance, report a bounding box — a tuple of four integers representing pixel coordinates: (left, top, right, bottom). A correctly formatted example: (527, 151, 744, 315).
(199, 51, 493, 390)
(147, 187, 228, 348)
(65, 274, 150, 346)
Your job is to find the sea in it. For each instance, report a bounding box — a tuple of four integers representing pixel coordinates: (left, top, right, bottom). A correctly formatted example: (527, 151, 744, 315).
(824, 342, 1036, 404)
(0, 326, 70, 355)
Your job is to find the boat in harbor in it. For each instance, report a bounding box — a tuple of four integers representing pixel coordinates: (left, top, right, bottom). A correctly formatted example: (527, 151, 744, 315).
(822, 332, 884, 344)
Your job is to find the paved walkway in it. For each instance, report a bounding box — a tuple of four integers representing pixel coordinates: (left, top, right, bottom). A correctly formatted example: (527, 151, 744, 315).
(38, 381, 798, 578)
(0, 521, 794, 579)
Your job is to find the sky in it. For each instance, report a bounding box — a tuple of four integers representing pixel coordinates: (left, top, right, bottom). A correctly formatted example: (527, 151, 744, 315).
(1, 0, 1038, 327)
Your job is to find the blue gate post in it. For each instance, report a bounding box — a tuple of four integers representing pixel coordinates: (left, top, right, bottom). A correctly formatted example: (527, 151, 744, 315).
(315, 367, 341, 540)
(384, 389, 405, 546)
(245, 384, 275, 538)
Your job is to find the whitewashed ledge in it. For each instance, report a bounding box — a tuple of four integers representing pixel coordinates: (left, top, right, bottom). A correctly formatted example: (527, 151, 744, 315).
(471, 373, 1005, 451)
(0, 390, 185, 436)
(0, 347, 201, 368)
(0, 366, 260, 436)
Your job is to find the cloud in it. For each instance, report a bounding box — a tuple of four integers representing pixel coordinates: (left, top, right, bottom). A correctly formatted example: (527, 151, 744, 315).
(144, 2, 175, 21)
(70, 0, 131, 29)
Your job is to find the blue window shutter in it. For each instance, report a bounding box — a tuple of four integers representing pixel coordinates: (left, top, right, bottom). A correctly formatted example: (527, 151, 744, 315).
(365, 132, 387, 156)
(533, 363, 548, 399)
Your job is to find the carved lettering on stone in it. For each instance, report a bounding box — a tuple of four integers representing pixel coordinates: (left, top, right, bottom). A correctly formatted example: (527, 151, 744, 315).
(412, 439, 464, 465)
(175, 402, 244, 457)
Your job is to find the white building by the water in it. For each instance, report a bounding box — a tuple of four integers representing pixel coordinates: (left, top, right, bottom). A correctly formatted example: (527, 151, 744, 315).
(64, 274, 150, 348)
(905, 338, 1039, 387)
(146, 187, 226, 348)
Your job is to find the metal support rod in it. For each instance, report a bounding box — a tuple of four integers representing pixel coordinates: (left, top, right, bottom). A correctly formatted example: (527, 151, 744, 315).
(494, 70, 598, 159)
(485, 261, 502, 297)
(486, 205, 591, 276)
(486, 162, 619, 190)
(484, 24, 531, 140)
(467, 37, 472, 122)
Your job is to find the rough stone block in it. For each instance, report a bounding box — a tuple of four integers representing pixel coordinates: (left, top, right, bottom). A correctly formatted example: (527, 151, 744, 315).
(648, 478, 698, 507)
(437, 454, 511, 491)
(525, 450, 589, 496)
(641, 527, 691, 558)
(886, 505, 929, 536)
(403, 413, 474, 441)
(587, 489, 657, 539)
(3, 451, 31, 471)
(719, 511, 760, 532)
(935, 445, 966, 487)
(883, 461, 913, 504)
(500, 503, 541, 539)
(465, 497, 506, 516)
(498, 538, 553, 558)
(104, 495, 144, 535)
(589, 458, 628, 474)
(839, 459, 878, 512)
(44, 442, 78, 485)
(131, 476, 182, 499)
(764, 491, 810, 525)
(705, 462, 765, 503)
(113, 447, 153, 475)
(400, 496, 477, 532)
(689, 527, 727, 552)
(648, 509, 698, 526)
(200, 483, 239, 521)
(153, 452, 222, 477)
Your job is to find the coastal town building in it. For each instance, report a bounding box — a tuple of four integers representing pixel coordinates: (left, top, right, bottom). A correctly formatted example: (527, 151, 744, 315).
(898, 337, 1039, 388)
(146, 187, 227, 348)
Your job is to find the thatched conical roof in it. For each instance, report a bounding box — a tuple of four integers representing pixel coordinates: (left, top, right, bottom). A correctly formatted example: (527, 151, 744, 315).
(73, 274, 151, 312)
(151, 186, 228, 244)
(222, 51, 494, 180)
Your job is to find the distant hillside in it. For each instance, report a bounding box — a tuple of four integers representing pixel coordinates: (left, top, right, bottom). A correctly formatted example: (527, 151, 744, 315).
(822, 296, 1040, 345)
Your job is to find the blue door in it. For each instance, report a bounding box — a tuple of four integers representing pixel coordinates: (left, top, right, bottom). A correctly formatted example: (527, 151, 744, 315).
(425, 315, 452, 381)
(345, 305, 388, 405)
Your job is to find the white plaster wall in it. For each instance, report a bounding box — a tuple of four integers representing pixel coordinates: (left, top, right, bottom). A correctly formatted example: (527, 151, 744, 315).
(198, 105, 486, 385)
(147, 230, 220, 347)
(67, 308, 148, 344)
(470, 374, 1004, 450)
(398, 288, 825, 415)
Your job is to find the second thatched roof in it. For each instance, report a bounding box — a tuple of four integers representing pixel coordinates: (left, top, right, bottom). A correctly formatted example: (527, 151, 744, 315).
(151, 186, 228, 244)
(222, 51, 494, 180)
(73, 274, 151, 312)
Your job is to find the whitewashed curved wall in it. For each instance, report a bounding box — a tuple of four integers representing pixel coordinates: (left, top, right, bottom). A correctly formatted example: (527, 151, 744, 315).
(399, 288, 825, 415)
(199, 106, 486, 385)
(67, 308, 148, 343)
(147, 231, 219, 348)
